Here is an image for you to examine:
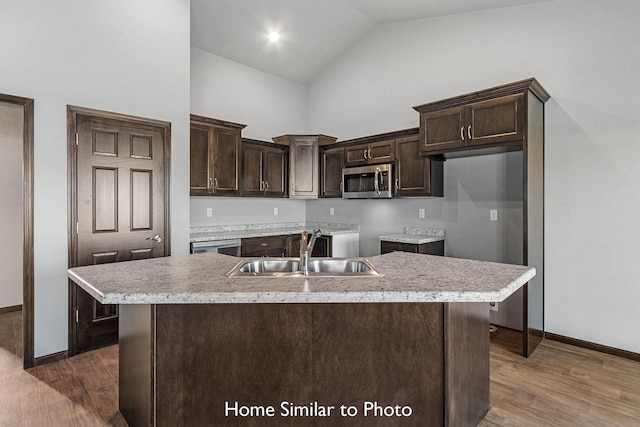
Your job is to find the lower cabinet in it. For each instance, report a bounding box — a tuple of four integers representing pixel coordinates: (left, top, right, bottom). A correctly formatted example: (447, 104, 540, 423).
(241, 235, 288, 257)
(241, 234, 332, 258)
(380, 241, 444, 256)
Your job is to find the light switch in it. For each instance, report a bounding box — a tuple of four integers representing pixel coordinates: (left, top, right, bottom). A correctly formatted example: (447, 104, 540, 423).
(329, 207, 335, 216)
(274, 207, 279, 216)
(419, 209, 425, 219)
(490, 209, 498, 221)
(206, 208, 213, 217)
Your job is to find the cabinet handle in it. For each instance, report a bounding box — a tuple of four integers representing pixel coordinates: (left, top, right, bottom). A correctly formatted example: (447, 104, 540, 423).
(368, 148, 372, 159)
(460, 126, 465, 141)
(468, 125, 472, 140)
(208, 177, 213, 189)
(339, 181, 343, 191)
(214, 177, 218, 189)
(260, 181, 265, 191)
(363, 149, 368, 160)
(395, 178, 400, 190)
(265, 181, 269, 191)
(261, 243, 268, 246)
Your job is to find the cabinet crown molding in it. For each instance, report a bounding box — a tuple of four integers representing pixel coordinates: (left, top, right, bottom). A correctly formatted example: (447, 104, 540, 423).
(413, 78, 550, 114)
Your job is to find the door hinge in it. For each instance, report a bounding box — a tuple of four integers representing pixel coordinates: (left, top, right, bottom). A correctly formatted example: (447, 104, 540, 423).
(75, 309, 79, 323)
(75, 132, 79, 146)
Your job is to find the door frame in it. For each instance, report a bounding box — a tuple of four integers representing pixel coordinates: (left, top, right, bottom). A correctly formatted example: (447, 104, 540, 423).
(67, 105, 171, 356)
(0, 93, 35, 369)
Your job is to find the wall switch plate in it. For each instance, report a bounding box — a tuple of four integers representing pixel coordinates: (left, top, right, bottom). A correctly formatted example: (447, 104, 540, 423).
(273, 207, 279, 216)
(490, 302, 498, 312)
(329, 207, 335, 216)
(490, 209, 498, 221)
(206, 208, 213, 217)
(419, 209, 425, 219)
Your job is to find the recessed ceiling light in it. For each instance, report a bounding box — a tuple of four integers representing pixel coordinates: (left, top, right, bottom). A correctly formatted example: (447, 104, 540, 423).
(268, 31, 281, 42)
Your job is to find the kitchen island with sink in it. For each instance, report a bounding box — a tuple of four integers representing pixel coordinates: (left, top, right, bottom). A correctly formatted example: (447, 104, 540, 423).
(68, 251, 534, 427)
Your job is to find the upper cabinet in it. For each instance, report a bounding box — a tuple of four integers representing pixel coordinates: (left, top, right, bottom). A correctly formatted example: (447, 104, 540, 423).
(395, 135, 443, 197)
(320, 146, 344, 198)
(414, 79, 548, 157)
(345, 139, 395, 167)
(242, 139, 288, 198)
(272, 134, 337, 199)
(190, 115, 246, 196)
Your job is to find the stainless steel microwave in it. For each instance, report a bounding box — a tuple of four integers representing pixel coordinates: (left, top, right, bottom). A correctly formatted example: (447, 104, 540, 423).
(342, 164, 393, 199)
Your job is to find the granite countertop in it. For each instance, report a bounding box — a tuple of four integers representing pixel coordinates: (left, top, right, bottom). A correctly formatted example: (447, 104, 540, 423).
(68, 252, 534, 305)
(379, 227, 445, 244)
(190, 221, 359, 242)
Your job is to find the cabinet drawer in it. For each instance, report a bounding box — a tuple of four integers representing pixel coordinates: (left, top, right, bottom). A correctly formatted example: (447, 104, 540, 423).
(380, 241, 444, 256)
(241, 235, 288, 257)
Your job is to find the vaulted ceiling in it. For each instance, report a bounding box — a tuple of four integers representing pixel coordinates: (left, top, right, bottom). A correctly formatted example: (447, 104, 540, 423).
(191, 0, 555, 83)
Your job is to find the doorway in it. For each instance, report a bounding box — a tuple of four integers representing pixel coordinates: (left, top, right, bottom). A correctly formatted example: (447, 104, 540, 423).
(67, 106, 171, 355)
(0, 93, 35, 369)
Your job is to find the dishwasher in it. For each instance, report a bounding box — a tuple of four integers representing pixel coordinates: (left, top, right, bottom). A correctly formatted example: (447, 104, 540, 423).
(190, 239, 242, 257)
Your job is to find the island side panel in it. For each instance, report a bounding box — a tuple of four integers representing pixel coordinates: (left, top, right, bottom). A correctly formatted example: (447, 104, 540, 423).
(155, 304, 314, 427)
(155, 305, 185, 427)
(312, 303, 445, 427)
(444, 302, 490, 426)
(119, 304, 155, 427)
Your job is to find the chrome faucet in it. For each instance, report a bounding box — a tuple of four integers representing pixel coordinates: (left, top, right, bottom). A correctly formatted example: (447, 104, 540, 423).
(300, 229, 321, 275)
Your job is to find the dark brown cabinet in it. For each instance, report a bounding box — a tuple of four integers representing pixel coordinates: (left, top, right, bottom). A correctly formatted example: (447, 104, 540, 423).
(288, 234, 331, 257)
(415, 93, 525, 156)
(395, 135, 444, 197)
(190, 115, 245, 196)
(380, 240, 444, 256)
(241, 235, 288, 257)
(320, 146, 344, 198)
(242, 139, 287, 198)
(345, 139, 394, 166)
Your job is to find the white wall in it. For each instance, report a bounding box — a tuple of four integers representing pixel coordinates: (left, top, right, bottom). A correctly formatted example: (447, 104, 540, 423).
(191, 197, 306, 226)
(0, 0, 190, 357)
(191, 48, 308, 141)
(190, 48, 309, 226)
(307, 0, 640, 352)
(0, 102, 24, 308)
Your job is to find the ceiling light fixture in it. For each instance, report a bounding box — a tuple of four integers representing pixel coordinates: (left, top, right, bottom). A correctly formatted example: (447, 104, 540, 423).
(268, 31, 281, 42)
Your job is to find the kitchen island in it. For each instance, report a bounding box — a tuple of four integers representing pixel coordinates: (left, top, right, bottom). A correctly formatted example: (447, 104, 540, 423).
(68, 252, 534, 427)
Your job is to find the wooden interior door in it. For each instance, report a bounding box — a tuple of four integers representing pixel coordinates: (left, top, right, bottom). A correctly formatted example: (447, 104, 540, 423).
(70, 110, 170, 354)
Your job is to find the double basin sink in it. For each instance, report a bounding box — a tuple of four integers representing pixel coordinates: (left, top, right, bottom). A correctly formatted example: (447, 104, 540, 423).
(226, 257, 383, 277)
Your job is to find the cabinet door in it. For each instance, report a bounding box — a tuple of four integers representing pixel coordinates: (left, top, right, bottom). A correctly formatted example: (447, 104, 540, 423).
(212, 127, 241, 195)
(311, 235, 332, 257)
(190, 124, 211, 195)
(345, 143, 369, 167)
(419, 106, 466, 154)
(395, 136, 432, 197)
(242, 144, 264, 196)
(289, 137, 318, 198)
(320, 147, 344, 198)
(367, 139, 395, 164)
(263, 146, 287, 197)
(467, 94, 524, 147)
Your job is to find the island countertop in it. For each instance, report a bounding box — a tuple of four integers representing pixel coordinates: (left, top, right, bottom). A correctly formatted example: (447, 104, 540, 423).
(67, 252, 535, 305)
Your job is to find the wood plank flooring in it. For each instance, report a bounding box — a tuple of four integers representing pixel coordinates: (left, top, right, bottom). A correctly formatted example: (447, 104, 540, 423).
(1, 311, 639, 426)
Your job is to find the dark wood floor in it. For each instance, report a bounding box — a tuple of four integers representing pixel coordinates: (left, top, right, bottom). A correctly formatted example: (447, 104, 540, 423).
(1, 311, 639, 426)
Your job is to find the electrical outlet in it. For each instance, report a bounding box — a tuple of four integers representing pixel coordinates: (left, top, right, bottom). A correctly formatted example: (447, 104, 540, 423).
(490, 302, 499, 312)
(329, 207, 335, 216)
(273, 207, 279, 216)
(419, 209, 425, 219)
(206, 208, 213, 217)
(490, 209, 498, 221)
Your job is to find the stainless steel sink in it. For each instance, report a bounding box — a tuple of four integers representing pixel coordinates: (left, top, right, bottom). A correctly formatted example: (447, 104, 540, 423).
(226, 257, 382, 277)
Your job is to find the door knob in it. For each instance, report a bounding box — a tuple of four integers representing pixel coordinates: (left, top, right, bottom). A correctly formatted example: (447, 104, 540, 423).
(146, 235, 162, 243)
